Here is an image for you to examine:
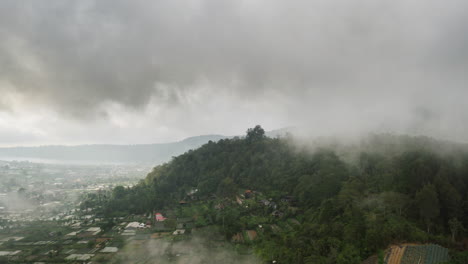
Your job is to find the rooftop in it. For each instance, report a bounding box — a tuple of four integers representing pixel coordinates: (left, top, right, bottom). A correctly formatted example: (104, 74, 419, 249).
(100, 247, 119, 253)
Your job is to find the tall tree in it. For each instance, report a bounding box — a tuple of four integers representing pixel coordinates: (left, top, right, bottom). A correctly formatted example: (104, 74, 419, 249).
(448, 218, 464, 242)
(415, 184, 440, 233)
(246, 125, 266, 142)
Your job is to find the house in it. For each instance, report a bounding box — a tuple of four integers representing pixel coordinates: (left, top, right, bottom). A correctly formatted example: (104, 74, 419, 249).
(86, 227, 102, 235)
(179, 200, 188, 205)
(71, 222, 82, 229)
(187, 188, 199, 200)
(269, 202, 278, 210)
(236, 196, 244, 205)
(187, 188, 198, 196)
(258, 199, 277, 209)
(76, 227, 101, 238)
(258, 199, 270, 206)
(244, 190, 253, 199)
(100, 247, 118, 253)
(0, 250, 21, 256)
(246, 230, 257, 241)
(271, 210, 284, 217)
(65, 254, 94, 261)
(173, 229, 186, 235)
(214, 203, 225, 210)
(231, 233, 244, 243)
(155, 213, 166, 222)
(281, 196, 297, 206)
(125, 222, 140, 229)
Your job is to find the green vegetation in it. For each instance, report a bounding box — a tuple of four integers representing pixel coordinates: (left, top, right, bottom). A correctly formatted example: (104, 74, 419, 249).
(89, 126, 468, 263)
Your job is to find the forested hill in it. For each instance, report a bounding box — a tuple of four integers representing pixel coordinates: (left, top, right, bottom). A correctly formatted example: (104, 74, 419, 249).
(91, 126, 468, 263)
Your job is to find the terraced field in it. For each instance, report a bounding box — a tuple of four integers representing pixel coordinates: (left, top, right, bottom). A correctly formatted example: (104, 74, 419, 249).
(370, 244, 450, 264)
(422, 244, 449, 264)
(385, 245, 406, 264)
(399, 244, 448, 264)
(400, 245, 426, 264)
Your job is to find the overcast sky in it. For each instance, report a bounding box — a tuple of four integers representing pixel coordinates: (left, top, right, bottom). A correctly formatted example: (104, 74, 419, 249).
(0, 0, 467, 146)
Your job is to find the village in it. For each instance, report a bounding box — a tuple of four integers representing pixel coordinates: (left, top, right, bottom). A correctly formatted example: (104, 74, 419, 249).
(0, 159, 157, 263)
(0, 212, 194, 263)
(0, 183, 300, 263)
(0, 160, 150, 221)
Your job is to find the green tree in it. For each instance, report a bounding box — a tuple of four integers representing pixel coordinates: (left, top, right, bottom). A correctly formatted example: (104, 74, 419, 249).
(87, 240, 96, 248)
(246, 125, 265, 142)
(165, 219, 177, 229)
(336, 244, 361, 264)
(217, 177, 238, 198)
(415, 184, 440, 233)
(381, 191, 409, 216)
(112, 186, 126, 199)
(378, 250, 385, 264)
(435, 176, 462, 221)
(448, 218, 464, 242)
(444, 251, 468, 264)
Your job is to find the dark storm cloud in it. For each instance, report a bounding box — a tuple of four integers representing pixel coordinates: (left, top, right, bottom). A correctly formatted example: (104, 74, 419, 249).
(0, 0, 467, 142)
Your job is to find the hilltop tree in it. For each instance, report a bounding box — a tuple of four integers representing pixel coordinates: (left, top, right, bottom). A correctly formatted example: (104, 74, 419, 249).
(246, 125, 265, 142)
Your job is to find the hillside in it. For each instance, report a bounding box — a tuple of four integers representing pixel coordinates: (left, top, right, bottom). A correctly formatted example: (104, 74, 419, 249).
(87, 126, 468, 263)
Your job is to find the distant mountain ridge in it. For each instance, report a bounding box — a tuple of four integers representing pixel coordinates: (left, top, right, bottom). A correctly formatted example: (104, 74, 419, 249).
(0, 127, 298, 164)
(0, 134, 228, 164)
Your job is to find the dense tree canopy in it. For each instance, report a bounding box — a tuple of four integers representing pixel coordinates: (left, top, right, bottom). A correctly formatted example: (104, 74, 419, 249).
(89, 126, 468, 263)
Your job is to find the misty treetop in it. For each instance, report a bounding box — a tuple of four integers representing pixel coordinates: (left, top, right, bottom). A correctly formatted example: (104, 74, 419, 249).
(89, 126, 468, 264)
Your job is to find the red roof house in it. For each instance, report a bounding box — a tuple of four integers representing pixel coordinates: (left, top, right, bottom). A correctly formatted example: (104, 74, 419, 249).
(155, 213, 166, 222)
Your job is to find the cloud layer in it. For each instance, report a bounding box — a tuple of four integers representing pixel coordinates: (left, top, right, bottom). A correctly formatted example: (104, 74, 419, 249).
(0, 0, 467, 145)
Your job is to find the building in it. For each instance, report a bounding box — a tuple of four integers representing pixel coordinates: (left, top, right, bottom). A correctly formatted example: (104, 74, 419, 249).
(155, 213, 166, 222)
(173, 229, 185, 235)
(125, 222, 140, 229)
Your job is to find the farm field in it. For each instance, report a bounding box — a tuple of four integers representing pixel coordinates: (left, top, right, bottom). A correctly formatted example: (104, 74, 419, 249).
(378, 244, 450, 264)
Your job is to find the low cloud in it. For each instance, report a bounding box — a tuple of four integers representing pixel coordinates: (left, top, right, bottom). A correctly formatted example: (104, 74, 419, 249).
(112, 232, 260, 264)
(1, 0, 468, 144)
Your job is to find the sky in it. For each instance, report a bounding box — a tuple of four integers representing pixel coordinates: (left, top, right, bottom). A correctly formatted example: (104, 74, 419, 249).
(0, 0, 467, 146)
